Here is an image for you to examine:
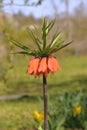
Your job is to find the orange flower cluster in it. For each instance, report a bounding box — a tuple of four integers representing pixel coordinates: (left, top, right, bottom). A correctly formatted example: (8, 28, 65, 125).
(27, 57, 61, 76)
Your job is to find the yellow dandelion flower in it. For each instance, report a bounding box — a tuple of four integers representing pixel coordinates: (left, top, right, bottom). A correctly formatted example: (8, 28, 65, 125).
(33, 111, 40, 120)
(39, 112, 44, 122)
(33, 111, 44, 122)
(73, 103, 82, 117)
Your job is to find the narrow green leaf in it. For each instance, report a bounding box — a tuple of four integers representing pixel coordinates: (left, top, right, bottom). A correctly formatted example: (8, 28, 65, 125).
(37, 37, 42, 44)
(46, 32, 62, 53)
(46, 20, 55, 35)
(48, 41, 72, 54)
(27, 28, 42, 51)
(56, 41, 72, 51)
(33, 26, 42, 44)
(42, 18, 47, 50)
(47, 32, 61, 49)
(10, 38, 31, 51)
(47, 47, 57, 55)
(56, 117, 65, 130)
(49, 37, 65, 52)
(11, 51, 36, 56)
(50, 33, 62, 47)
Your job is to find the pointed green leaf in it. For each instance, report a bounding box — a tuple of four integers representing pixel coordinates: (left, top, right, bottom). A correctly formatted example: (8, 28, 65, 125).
(10, 38, 31, 51)
(46, 32, 63, 54)
(48, 41, 72, 54)
(42, 18, 47, 50)
(46, 20, 55, 35)
(56, 41, 72, 51)
(48, 41, 71, 54)
(36, 37, 42, 44)
(27, 28, 42, 51)
(11, 51, 36, 56)
(52, 34, 62, 46)
(32, 26, 42, 44)
(47, 32, 61, 49)
(49, 37, 65, 53)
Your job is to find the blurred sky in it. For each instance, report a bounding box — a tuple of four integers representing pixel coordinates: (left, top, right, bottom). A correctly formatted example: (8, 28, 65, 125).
(2, 0, 87, 18)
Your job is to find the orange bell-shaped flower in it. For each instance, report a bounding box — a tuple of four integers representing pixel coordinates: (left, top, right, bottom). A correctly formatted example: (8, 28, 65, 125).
(27, 56, 61, 76)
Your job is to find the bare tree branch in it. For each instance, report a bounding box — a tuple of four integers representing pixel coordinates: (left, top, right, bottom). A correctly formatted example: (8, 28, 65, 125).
(0, 0, 44, 7)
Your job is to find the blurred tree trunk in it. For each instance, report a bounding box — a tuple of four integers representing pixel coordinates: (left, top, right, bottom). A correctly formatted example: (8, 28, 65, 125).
(61, 0, 72, 39)
(50, 0, 59, 17)
(74, 0, 85, 21)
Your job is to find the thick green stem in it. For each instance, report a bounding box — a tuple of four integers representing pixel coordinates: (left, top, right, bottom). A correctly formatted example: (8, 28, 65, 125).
(43, 74, 48, 130)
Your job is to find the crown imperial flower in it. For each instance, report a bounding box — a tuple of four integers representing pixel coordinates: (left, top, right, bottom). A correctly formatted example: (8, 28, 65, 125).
(27, 57, 61, 76)
(10, 18, 71, 76)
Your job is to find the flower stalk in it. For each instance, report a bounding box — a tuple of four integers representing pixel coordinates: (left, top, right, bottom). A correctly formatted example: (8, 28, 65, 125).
(43, 74, 48, 130)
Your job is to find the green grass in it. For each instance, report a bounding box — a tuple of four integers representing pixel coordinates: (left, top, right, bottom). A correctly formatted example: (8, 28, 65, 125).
(0, 55, 87, 129)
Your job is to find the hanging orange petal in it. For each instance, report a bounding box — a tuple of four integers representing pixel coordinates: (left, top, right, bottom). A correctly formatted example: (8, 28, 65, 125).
(47, 57, 54, 72)
(27, 58, 40, 75)
(33, 58, 40, 75)
(27, 58, 34, 74)
(52, 57, 61, 71)
(48, 57, 61, 72)
(38, 57, 47, 73)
